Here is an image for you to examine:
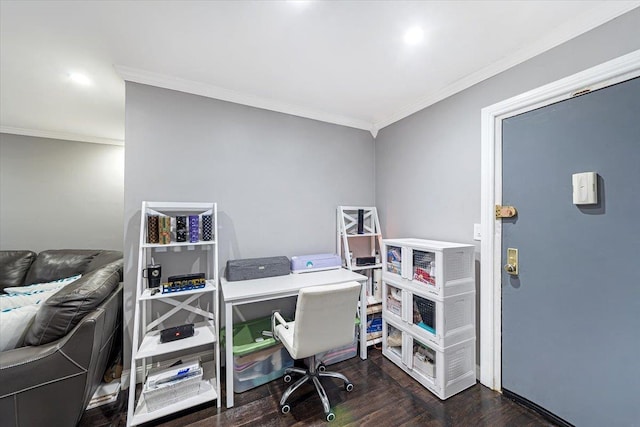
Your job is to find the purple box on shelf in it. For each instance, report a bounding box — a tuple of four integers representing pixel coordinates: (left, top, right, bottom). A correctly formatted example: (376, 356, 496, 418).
(189, 215, 199, 243)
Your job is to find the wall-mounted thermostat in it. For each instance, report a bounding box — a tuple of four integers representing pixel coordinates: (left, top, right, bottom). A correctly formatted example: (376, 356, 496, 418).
(572, 172, 598, 205)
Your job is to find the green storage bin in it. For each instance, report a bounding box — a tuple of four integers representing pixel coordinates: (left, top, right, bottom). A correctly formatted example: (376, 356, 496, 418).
(221, 316, 294, 393)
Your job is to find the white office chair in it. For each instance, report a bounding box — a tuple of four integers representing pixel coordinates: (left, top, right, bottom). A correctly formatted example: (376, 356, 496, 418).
(272, 281, 361, 422)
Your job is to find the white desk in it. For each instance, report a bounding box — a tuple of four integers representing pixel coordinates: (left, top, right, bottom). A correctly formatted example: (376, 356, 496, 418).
(220, 268, 368, 408)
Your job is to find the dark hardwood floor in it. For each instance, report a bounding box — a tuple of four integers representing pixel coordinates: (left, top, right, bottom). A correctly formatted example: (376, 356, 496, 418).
(80, 348, 558, 427)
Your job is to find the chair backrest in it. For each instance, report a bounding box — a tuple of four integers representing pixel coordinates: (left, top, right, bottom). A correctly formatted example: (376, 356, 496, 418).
(292, 281, 361, 359)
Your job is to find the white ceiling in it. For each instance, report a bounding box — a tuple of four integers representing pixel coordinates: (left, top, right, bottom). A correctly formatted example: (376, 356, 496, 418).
(1, 1, 638, 144)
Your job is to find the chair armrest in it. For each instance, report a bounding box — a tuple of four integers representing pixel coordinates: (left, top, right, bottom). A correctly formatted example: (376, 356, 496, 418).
(273, 312, 288, 328)
(271, 311, 289, 342)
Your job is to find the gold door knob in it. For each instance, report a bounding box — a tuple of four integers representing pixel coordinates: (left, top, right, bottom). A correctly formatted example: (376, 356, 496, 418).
(504, 264, 516, 274)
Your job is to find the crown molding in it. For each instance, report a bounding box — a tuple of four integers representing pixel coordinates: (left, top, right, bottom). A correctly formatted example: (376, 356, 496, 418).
(373, 1, 640, 132)
(30, 2, 634, 144)
(114, 65, 376, 136)
(0, 126, 124, 146)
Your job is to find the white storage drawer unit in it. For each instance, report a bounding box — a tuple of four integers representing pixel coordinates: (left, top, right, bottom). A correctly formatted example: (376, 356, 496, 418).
(382, 278, 475, 348)
(382, 317, 476, 400)
(383, 238, 474, 298)
(381, 238, 476, 400)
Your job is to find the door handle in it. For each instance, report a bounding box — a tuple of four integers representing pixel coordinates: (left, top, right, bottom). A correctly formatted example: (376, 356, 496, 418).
(504, 248, 519, 275)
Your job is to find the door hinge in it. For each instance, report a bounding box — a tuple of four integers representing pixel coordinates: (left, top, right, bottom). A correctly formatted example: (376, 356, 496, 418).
(496, 205, 517, 219)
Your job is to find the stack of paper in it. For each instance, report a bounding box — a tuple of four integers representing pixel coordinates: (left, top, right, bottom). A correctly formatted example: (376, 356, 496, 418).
(146, 359, 202, 389)
(86, 381, 120, 409)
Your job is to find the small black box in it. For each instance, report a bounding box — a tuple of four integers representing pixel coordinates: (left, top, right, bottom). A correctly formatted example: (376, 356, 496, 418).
(356, 256, 376, 266)
(160, 324, 195, 343)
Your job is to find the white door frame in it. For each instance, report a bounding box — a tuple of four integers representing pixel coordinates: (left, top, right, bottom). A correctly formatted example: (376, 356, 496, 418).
(479, 49, 640, 391)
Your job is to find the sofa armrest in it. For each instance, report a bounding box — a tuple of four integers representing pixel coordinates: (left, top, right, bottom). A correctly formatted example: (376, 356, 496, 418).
(1, 309, 100, 391)
(0, 310, 102, 427)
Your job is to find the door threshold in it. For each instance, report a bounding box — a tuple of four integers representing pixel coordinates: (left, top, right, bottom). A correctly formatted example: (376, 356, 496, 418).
(502, 388, 574, 427)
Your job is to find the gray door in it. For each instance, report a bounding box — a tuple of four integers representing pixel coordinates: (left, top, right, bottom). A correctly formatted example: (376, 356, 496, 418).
(501, 76, 640, 427)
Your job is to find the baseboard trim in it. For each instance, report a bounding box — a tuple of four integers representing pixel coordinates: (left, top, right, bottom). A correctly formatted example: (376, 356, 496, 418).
(502, 388, 574, 427)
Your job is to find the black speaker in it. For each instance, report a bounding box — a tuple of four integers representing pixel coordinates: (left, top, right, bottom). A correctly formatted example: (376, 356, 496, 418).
(160, 324, 195, 343)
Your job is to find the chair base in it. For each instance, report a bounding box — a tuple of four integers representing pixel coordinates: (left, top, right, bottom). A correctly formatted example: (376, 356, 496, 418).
(279, 355, 353, 422)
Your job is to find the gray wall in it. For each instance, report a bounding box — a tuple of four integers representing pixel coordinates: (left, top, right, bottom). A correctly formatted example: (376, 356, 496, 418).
(122, 7, 640, 377)
(375, 8, 640, 245)
(374, 7, 640, 387)
(124, 83, 375, 366)
(0, 133, 124, 252)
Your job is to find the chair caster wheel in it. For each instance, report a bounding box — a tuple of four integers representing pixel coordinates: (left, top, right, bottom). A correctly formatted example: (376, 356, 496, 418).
(326, 412, 335, 422)
(284, 374, 292, 383)
(318, 363, 327, 373)
(281, 404, 291, 414)
(345, 382, 354, 392)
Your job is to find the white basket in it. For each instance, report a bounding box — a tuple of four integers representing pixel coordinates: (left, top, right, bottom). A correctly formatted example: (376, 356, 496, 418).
(143, 370, 203, 412)
(413, 352, 435, 378)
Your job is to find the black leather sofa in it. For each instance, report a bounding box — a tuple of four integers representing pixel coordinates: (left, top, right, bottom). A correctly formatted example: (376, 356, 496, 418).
(0, 250, 123, 427)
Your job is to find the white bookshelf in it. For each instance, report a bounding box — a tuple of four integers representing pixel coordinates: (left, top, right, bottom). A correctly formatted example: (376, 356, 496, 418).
(337, 206, 384, 346)
(127, 201, 221, 426)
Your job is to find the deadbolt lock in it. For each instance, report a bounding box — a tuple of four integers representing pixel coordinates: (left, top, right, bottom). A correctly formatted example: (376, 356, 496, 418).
(496, 205, 517, 219)
(504, 248, 519, 275)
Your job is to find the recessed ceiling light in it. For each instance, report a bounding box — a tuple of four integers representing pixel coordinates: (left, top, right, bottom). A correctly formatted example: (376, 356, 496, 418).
(404, 27, 424, 45)
(69, 72, 92, 86)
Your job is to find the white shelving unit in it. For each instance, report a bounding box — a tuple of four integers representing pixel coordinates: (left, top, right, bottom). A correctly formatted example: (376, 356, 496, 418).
(381, 238, 476, 400)
(127, 202, 220, 426)
(337, 206, 384, 346)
